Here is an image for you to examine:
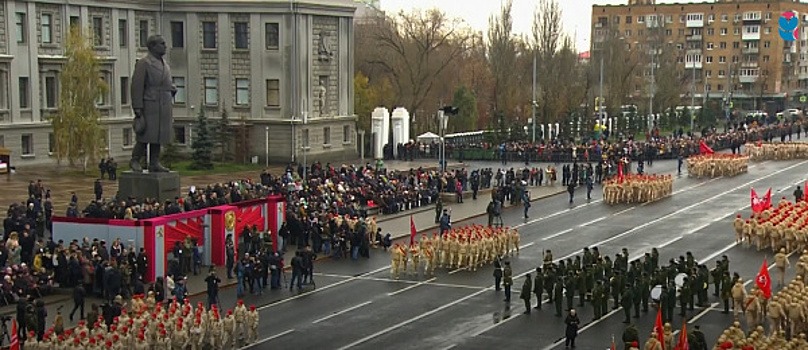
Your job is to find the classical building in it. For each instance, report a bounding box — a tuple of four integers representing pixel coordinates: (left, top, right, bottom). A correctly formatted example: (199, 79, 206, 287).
(0, 0, 358, 166)
(592, 0, 808, 113)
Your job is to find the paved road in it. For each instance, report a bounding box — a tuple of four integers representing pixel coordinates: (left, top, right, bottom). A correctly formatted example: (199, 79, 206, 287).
(193, 158, 806, 350)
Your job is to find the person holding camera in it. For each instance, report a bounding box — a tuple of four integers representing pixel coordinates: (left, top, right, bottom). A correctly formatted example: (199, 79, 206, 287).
(205, 269, 221, 308)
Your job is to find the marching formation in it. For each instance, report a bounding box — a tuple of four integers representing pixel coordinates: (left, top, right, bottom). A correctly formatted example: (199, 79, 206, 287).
(24, 297, 259, 350)
(734, 200, 808, 253)
(390, 225, 520, 279)
(713, 250, 808, 350)
(687, 154, 749, 178)
(602, 174, 673, 205)
(744, 142, 808, 162)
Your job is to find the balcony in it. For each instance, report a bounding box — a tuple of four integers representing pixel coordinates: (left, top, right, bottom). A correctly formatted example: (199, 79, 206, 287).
(742, 31, 761, 41)
(686, 34, 703, 41)
(739, 75, 759, 83)
(686, 13, 704, 28)
(742, 47, 759, 54)
(741, 61, 759, 68)
(742, 11, 762, 22)
(685, 61, 703, 69)
(799, 72, 808, 80)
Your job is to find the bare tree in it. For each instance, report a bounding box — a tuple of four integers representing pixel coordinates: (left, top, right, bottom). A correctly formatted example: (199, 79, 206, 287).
(486, 0, 518, 119)
(363, 9, 473, 127)
(532, 0, 562, 125)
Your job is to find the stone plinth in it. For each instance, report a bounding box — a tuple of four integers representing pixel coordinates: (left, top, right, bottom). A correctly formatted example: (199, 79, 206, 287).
(118, 171, 181, 202)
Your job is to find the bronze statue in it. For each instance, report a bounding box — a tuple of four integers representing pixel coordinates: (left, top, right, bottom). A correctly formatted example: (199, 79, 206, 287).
(130, 35, 176, 172)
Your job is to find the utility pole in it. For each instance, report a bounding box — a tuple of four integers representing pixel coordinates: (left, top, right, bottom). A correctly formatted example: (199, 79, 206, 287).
(599, 56, 604, 126)
(649, 45, 655, 131)
(690, 58, 696, 132)
(532, 53, 537, 143)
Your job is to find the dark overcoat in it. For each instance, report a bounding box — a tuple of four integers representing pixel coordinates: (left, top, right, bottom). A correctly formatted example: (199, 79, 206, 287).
(131, 54, 175, 144)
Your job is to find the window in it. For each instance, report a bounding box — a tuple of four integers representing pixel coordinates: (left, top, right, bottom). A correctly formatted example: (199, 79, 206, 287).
(48, 133, 54, 154)
(705, 84, 711, 91)
(234, 22, 248, 49)
(323, 127, 331, 145)
(735, 14, 742, 21)
(637, 29, 643, 36)
(343, 125, 351, 143)
(719, 56, 726, 63)
(69, 16, 79, 28)
(266, 79, 279, 107)
(138, 20, 149, 47)
(765, 12, 772, 20)
(707, 28, 714, 35)
(235, 78, 249, 105)
(0, 71, 7, 109)
(733, 27, 740, 35)
(637, 16, 644, 23)
(15, 13, 26, 43)
(719, 70, 726, 76)
(18, 77, 29, 109)
(719, 42, 727, 49)
(302, 129, 310, 148)
(122, 128, 133, 147)
(720, 28, 727, 36)
(21, 134, 33, 156)
(202, 21, 216, 49)
(172, 77, 186, 104)
(707, 42, 714, 50)
(764, 27, 771, 34)
(666, 15, 672, 23)
(665, 29, 672, 36)
(732, 55, 739, 63)
(678, 29, 685, 36)
(174, 126, 187, 145)
(171, 21, 184, 48)
(705, 70, 712, 77)
(96, 75, 108, 106)
(119, 19, 128, 47)
(612, 16, 619, 24)
(626, 16, 632, 24)
(624, 30, 631, 37)
(204, 77, 218, 105)
(41, 14, 52, 44)
(679, 15, 685, 23)
(92, 17, 103, 46)
(763, 55, 770, 62)
(706, 56, 713, 63)
(721, 14, 728, 22)
(733, 41, 739, 49)
(717, 84, 724, 91)
(120, 77, 129, 105)
(44, 76, 57, 108)
(708, 14, 715, 22)
(764, 41, 770, 48)
(265, 23, 279, 50)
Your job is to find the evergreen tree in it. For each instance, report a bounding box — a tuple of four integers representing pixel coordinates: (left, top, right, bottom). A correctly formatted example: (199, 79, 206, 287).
(160, 142, 181, 169)
(190, 109, 214, 170)
(215, 105, 232, 162)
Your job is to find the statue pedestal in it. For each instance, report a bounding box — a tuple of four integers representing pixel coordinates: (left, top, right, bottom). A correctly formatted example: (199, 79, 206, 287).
(118, 171, 181, 202)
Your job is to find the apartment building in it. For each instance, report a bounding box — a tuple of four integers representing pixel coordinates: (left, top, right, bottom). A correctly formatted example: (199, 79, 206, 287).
(592, 0, 808, 113)
(0, 0, 358, 167)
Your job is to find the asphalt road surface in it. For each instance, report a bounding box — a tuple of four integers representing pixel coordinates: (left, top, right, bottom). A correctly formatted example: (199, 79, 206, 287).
(207, 157, 807, 350)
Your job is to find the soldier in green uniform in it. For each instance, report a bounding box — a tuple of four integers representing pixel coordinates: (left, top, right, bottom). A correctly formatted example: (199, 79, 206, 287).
(665, 283, 676, 322)
(576, 269, 587, 307)
(572, 256, 582, 272)
(604, 256, 614, 279)
(503, 261, 513, 302)
(533, 267, 544, 309)
(593, 258, 604, 281)
(642, 253, 653, 275)
(685, 251, 695, 271)
(711, 260, 722, 297)
(610, 271, 622, 310)
(684, 276, 695, 311)
(720, 270, 732, 314)
(650, 248, 660, 271)
(520, 274, 532, 314)
(696, 265, 710, 307)
(565, 273, 576, 311)
(621, 285, 633, 323)
(660, 284, 670, 322)
(639, 272, 650, 313)
(632, 281, 642, 318)
(592, 280, 604, 320)
(584, 266, 595, 303)
(554, 278, 564, 317)
(583, 247, 594, 266)
(679, 279, 691, 317)
(545, 268, 556, 303)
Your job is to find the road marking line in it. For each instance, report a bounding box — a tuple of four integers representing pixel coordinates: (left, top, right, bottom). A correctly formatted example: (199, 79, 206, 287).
(336, 288, 490, 350)
(387, 277, 437, 296)
(312, 301, 373, 324)
(470, 308, 525, 337)
(581, 216, 607, 227)
(259, 265, 390, 310)
(688, 303, 719, 324)
(542, 228, 573, 241)
(241, 329, 294, 348)
(315, 272, 483, 290)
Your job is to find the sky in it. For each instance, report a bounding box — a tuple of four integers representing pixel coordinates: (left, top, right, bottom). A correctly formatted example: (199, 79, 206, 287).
(377, 0, 711, 53)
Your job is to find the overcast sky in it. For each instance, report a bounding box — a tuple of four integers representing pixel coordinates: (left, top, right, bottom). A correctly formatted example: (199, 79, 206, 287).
(377, 0, 724, 52)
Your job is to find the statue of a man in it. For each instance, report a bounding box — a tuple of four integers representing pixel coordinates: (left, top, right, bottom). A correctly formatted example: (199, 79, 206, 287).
(130, 35, 176, 172)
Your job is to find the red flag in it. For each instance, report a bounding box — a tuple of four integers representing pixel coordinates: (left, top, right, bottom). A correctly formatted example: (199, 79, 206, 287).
(699, 140, 714, 155)
(654, 308, 666, 350)
(751, 188, 763, 213)
(617, 161, 624, 183)
(763, 188, 772, 211)
(409, 216, 417, 246)
(804, 181, 808, 202)
(10, 319, 18, 350)
(756, 258, 772, 299)
(675, 321, 689, 350)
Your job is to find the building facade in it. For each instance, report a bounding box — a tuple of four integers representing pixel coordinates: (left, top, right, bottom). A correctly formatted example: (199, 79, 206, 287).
(592, 0, 808, 113)
(0, 0, 358, 167)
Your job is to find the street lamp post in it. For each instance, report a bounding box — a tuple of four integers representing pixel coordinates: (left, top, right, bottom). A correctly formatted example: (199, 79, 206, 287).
(358, 129, 365, 160)
(690, 56, 696, 132)
(532, 53, 537, 143)
(649, 45, 655, 131)
(265, 126, 269, 167)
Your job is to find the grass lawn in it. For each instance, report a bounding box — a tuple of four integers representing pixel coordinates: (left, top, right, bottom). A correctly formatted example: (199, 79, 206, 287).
(57, 160, 265, 178)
